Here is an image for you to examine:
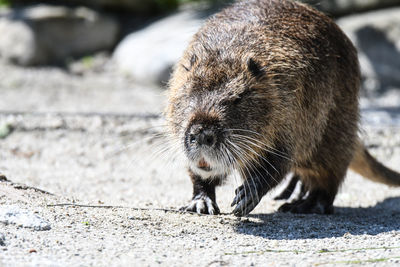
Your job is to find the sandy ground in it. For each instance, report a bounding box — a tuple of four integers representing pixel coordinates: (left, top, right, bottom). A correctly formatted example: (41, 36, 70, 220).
(1, 60, 400, 266)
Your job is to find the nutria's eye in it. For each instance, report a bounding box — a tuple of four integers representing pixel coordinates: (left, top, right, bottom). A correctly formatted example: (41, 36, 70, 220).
(247, 58, 264, 77)
(233, 90, 252, 105)
(182, 54, 198, 72)
(233, 97, 242, 105)
(190, 54, 197, 66)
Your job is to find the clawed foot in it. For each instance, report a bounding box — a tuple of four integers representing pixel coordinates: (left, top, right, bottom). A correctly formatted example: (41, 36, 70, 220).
(274, 175, 334, 214)
(278, 190, 333, 214)
(180, 193, 220, 215)
(231, 183, 264, 217)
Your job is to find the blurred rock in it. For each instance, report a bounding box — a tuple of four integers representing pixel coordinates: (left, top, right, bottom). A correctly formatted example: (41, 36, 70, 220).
(302, 0, 400, 17)
(0, 233, 5, 246)
(65, 0, 160, 12)
(0, 5, 119, 65)
(12, 0, 177, 14)
(361, 107, 400, 126)
(113, 2, 400, 87)
(0, 205, 51, 231)
(11, 0, 400, 16)
(113, 7, 209, 85)
(337, 8, 400, 97)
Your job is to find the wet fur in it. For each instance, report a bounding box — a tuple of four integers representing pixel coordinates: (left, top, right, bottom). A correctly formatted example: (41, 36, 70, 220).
(166, 0, 400, 216)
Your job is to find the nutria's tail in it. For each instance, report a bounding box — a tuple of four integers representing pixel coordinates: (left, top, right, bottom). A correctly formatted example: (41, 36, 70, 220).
(349, 139, 400, 186)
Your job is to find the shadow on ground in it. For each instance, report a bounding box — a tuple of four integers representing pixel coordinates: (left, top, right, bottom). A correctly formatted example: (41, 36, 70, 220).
(234, 197, 400, 240)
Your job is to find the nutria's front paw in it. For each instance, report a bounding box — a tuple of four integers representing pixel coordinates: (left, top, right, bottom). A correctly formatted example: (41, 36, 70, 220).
(231, 183, 263, 217)
(180, 193, 220, 215)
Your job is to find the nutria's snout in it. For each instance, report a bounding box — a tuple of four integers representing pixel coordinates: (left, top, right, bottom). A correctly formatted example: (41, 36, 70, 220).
(186, 124, 220, 149)
(184, 120, 232, 177)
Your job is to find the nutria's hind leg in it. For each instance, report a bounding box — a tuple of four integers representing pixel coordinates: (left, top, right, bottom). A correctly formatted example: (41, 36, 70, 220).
(278, 189, 334, 214)
(274, 174, 305, 200)
(278, 168, 343, 215)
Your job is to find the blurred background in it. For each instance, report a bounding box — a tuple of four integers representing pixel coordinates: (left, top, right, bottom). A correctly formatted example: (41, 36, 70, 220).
(1, 2, 400, 265)
(0, 0, 399, 119)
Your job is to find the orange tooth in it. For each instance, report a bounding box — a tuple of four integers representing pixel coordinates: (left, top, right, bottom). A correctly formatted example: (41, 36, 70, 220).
(198, 158, 210, 168)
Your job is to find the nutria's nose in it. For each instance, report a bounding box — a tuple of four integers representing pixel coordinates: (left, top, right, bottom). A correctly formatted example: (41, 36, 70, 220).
(188, 125, 219, 147)
(198, 129, 217, 147)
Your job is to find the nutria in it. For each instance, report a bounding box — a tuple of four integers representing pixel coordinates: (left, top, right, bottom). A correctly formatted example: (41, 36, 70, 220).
(166, 0, 400, 216)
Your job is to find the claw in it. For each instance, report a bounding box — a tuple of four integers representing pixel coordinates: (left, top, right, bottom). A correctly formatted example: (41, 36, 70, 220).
(181, 193, 220, 215)
(231, 187, 245, 207)
(233, 198, 257, 216)
(231, 183, 263, 217)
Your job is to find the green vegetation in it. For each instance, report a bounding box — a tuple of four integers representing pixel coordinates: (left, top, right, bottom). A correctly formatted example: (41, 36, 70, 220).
(225, 246, 400, 256)
(224, 248, 306, 255)
(0, 0, 10, 8)
(315, 256, 400, 266)
(81, 56, 94, 69)
(225, 246, 400, 266)
(317, 246, 400, 253)
(155, 0, 179, 11)
(0, 123, 13, 139)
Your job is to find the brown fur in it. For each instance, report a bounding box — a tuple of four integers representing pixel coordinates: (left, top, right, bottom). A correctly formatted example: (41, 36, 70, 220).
(349, 140, 400, 186)
(166, 0, 400, 216)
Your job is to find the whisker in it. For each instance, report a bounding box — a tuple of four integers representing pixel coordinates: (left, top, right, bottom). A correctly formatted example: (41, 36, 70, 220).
(227, 140, 274, 202)
(228, 139, 280, 187)
(224, 127, 292, 160)
(230, 133, 292, 161)
(104, 131, 170, 160)
(232, 139, 280, 175)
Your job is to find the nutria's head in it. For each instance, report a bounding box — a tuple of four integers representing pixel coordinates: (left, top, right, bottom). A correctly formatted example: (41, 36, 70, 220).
(166, 27, 295, 179)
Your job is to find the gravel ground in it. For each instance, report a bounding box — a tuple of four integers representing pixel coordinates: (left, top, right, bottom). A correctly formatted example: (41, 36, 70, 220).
(0, 57, 165, 114)
(1, 59, 400, 266)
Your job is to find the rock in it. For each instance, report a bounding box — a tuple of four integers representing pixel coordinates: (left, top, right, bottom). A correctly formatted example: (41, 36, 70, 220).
(114, 3, 400, 87)
(75, 0, 177, 13)
(0, 5, 119, 65)
(0, 123, 13, 139)
(12, 0, 173, 14)
(337, 8, 400, 97)
(0, 233, 5, 246)
(302, 0, 400, 17)
(12, 0, 400, 16)
(0, 205, 51, 231)
(0, 173, 7, 182)
(113, 7, 210, 85)
(361, 107, 400, 126)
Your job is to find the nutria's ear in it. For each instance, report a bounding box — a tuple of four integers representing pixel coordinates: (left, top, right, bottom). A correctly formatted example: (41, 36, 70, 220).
(182, 54, 198, 71)
(247, 58, 264, 77)
(190, 54, 197, 67)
